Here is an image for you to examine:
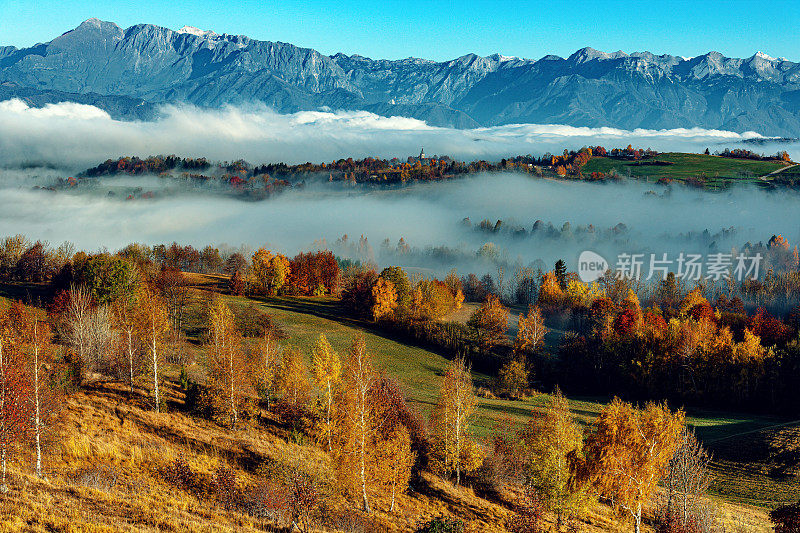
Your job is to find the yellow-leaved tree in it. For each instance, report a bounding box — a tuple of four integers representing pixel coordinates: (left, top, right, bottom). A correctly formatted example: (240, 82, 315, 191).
(275, 344, 311, 421)
(206, 298, 250, 426)
(514, 305, 548, 355)
(138, 286, 170, 412)
(519, 388, 591, 530)
(370, 277, 397, 321)
(375, 425, 414, 512)
(251, 330, 279, 410)
(332, 338, 416, 514)
(429, 357, 481, 485)
(580, 399, 685, 533)
(250, 248, 290, 296)
(311, 334, 341, 451)
(538, 271, 564, 306)
(333, 334, 379, 512)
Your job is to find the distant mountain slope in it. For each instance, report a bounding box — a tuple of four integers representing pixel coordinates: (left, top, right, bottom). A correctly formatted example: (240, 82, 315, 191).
(3, 19, 800, 135)
(0, 81, 157, 120)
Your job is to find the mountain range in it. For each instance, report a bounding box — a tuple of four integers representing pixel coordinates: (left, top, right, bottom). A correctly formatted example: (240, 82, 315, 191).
(3, 18, 800, 136)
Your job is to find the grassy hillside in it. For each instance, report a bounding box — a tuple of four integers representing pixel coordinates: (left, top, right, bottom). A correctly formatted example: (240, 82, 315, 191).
(581, 153, 789, 184)
(0, 371, 772, 532)
(0, 277, 791, 530)
(2, 382, 523, 532)
(217, 287, 798, 511)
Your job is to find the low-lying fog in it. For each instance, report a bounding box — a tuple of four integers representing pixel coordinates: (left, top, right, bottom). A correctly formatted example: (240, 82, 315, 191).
(1, 98, 799, 275)
(1, 170, 798, 275)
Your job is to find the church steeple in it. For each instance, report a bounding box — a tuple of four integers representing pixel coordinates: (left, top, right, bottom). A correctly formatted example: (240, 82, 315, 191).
(419, 147, 427, 159)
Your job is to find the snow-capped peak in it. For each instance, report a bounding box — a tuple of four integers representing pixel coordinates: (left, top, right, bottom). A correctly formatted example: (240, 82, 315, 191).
(753, 51, 776, 61)
(177, 25, 217, 38)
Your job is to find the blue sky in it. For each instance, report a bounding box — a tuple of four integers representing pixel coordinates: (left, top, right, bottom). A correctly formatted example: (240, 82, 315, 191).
(2, 0, 799, 61)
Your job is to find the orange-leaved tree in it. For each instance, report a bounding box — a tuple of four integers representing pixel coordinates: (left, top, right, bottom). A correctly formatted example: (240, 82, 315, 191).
(370, 277, 397, 321)
(112, 290, 146, 397)
(580, 399, 685, 533)
(467, 295, 508, 354)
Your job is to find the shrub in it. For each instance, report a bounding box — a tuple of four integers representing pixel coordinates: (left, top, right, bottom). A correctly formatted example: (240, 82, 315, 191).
(770, 501, 800, 533)
(243, 481, 290, 523)
(508, 489, 544, 533)
(214, 466, 240, 510)
(231, 302, 285, 339)
(70, 463, 118, 492)
(162, 456, 200, 491)
(415, 516, 465, 533)
(287, 471, 320, 533)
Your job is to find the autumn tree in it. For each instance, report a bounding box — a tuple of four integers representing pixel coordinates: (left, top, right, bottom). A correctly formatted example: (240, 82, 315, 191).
(111, 292, 146, 396)
(275, 345, 311, 420)
(287, 251, 340, 295)
(412, 278, 460, 321)
(29, 320, 56, 477)
(515, 305, 548, 355)
(10, 305, 61, 478)
(467, 295, 508, 354)
(496, 357, 528, 398)
(581, 399, 685, 533)
(138, 286, 170, 411)
(519, 388, 590, 530)
(311, 334, 341, 451)
(429, 357, 480, 485)
(662, 429, 713, 528)
(375, 425, 414, 512)
(251, 331, 279, 409)
(229, 269, 246, 296)
(69, 253, 139, 305)
(155, 267, 191, 331)
(369, 375, 419, 512)
(251, 249, 290, 296)
(0, 311, 29, 489)
(379, 266, 411, 308)
(538, 271, 564, 307)
(332, 334, 379, 512)
(206, 298, 250, 426)
(65, 284, 93, 374)
(371, 277, 397, 321)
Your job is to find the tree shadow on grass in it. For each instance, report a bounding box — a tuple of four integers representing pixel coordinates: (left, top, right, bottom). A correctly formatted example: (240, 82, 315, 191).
(257, 296, 485, 368)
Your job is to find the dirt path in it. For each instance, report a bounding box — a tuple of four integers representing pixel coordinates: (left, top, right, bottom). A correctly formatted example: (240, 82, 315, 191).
(758, 163, 798, 181)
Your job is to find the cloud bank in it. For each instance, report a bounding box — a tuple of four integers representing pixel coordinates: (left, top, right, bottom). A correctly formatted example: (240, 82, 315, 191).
(0, 99, 792, 171)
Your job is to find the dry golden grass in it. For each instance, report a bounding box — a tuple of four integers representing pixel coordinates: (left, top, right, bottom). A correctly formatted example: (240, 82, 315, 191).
(0, 379, 774, 532)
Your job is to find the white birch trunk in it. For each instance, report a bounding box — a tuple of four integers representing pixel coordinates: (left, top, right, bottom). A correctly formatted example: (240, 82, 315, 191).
(33, 327, 42, 478)
(152, 322, 159, 412)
